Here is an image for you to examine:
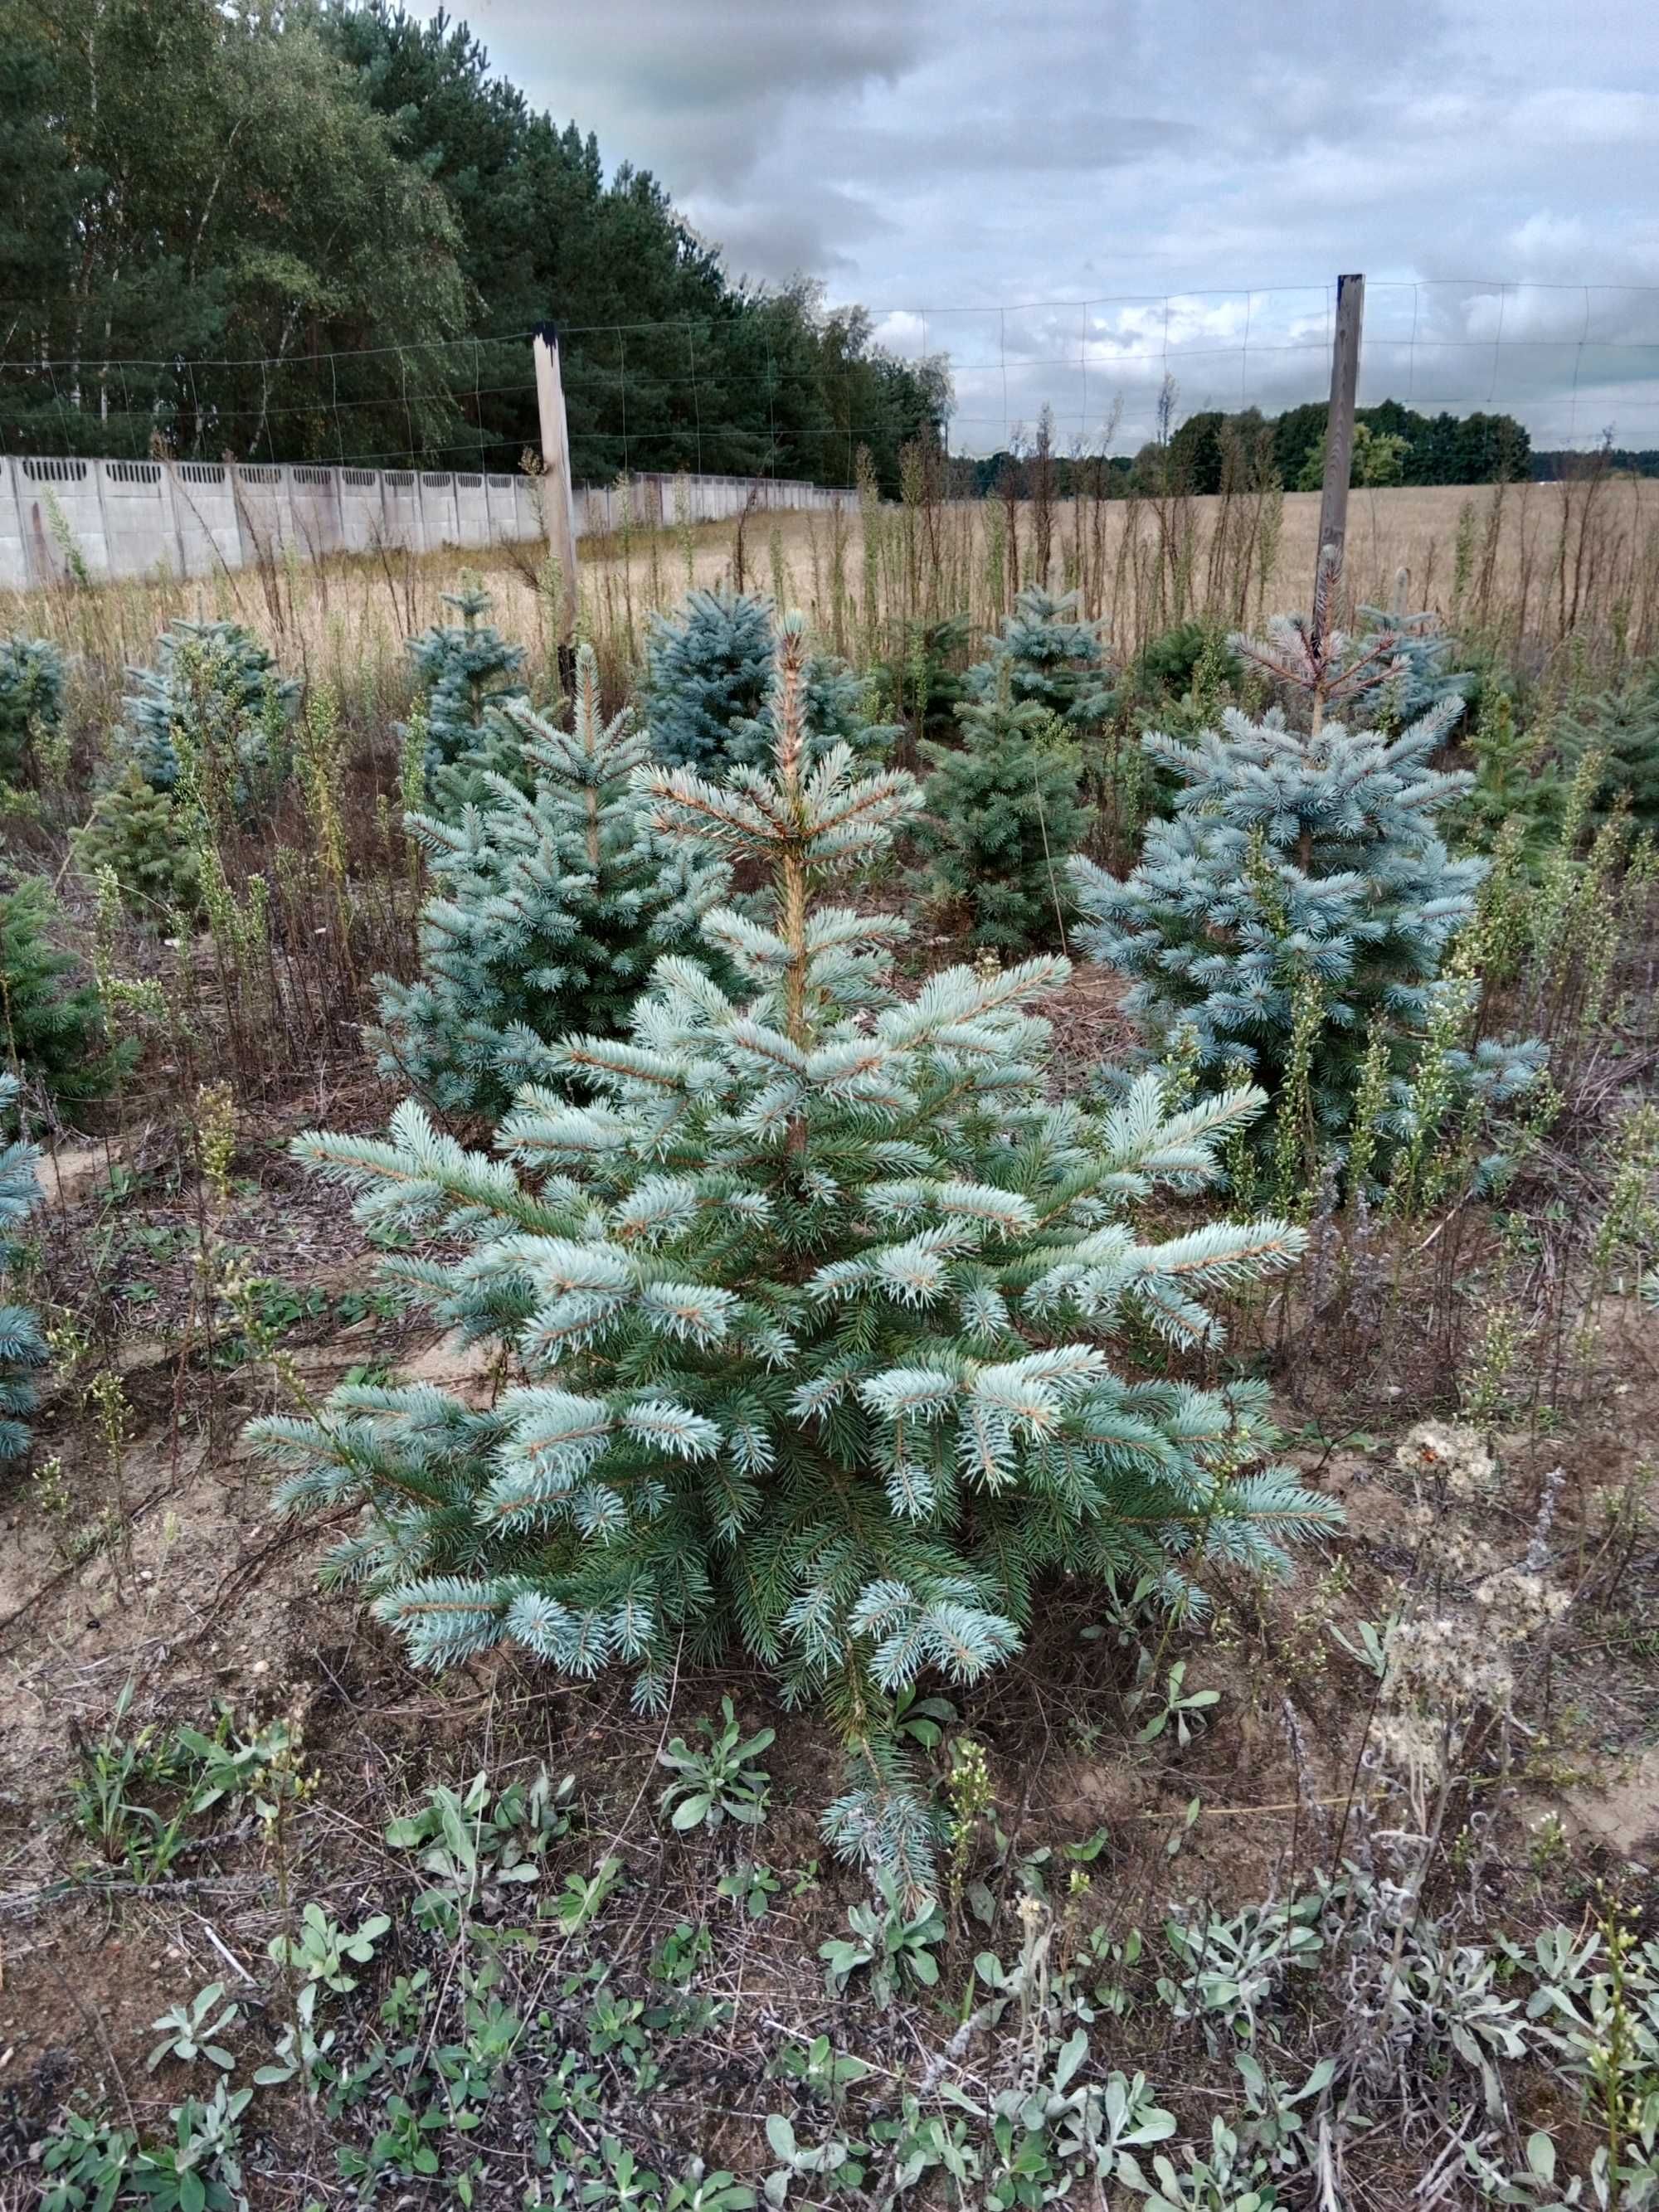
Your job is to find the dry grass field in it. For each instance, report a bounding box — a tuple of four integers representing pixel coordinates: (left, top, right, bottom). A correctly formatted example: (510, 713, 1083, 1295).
(7, 477, 1659, 737)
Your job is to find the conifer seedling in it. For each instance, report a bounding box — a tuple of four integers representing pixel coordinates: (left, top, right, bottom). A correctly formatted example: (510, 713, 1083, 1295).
(255, 619, 1333, 1894)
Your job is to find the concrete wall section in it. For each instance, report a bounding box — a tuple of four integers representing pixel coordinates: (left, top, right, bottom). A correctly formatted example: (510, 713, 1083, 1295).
(230, 464, 292, 565)
(0, 457, 850, 593)
(287, 466, 344, 561)
(171, 463, 242, 578)
(338, 469, 384, 554)
(0, 461, 31, 591)
(7, 456, 108, 584)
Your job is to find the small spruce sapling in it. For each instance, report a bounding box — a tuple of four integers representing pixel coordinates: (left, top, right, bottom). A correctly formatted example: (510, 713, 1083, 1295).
(0, 1073, 46, 1461)
(0, 877, 132, 1111)
(965, 586, 1114, 736)
(1070, 702, 1543, 1175)
(1448, 691, 1569, 863)
(371, 643, 729, 1116)
(1558, 663, 1659, 829)
(75, 767, 203, 923)
(643, 587, 773, 773)
(401, 584, 530, 813)
(1349, 604, 1470, 732)
(116, 620, 298, 808)
(254, 620, 1332, 1895)
(918, 676, 1092, 950)
(645, 587, 894, 778)
(0, 634, 67, 790)
(878, 614, 972, 745)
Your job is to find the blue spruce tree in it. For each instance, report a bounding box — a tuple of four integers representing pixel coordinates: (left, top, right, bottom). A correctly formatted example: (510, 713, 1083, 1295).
(642, 587, 773, 773)
(1559, 664, 1659, 829)
(0, 634, 67, 791)
(403, 585, 530, 811)
(372, 644, 728, 1117)
(1349, 603, 1470, 732)
(966, 586, 1114, 735)
(645, 586, 894, 777)
(256, 620, 1333, 1894)
(1070, 702, 1541, 1177)
(0, 1075, 46, 1461)
(116, 620, 298, 806)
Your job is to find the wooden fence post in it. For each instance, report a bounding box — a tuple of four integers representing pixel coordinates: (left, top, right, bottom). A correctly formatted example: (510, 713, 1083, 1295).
(532, 323, 580, 662)
(1313, 272, 1365, 641)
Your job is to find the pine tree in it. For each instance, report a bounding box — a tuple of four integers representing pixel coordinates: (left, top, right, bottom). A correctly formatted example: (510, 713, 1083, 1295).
(917, 680, 1092, 950)
(372, 644, 729, 1117)
(0, 1075, 46, 1462)
(965, 586, 1114, 734)
(1070, 705, 1542, 1170)
(0, 634, 66, 790)
(403, 586, 530, 805)
(117, 620, 299, 809)
(0, 878, 130, 1111)
(255, 619, 1332, 1894)
(645, 587, 894, 777)
(74, 766, 202, 924)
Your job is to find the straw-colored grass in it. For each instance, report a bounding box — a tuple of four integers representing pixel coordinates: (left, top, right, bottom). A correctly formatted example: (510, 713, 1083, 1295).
(6, 476, 1657, 724)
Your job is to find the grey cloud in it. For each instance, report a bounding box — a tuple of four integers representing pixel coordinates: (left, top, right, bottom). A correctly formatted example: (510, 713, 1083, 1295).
(420, 0, 1659, 451)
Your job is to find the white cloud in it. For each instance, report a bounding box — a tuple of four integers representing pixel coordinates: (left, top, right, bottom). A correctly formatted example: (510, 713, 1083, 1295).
(413, 0, 1659, 451)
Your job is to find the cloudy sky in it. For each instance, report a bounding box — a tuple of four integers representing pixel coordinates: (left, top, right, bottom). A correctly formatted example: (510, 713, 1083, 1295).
(422, 0, 1659, 453)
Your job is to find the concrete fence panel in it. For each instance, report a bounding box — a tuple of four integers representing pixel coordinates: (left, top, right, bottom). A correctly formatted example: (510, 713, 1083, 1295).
(0, 455, 850, 594)
(418, 471, 459, 548)
(379, 470, 423, 555)
(99, 459, 173, 579)
(171, 462, 242, 578)
(453, 472, 489, 546)
(230, 463, 292, 566)
(11, 456, 107, 584)
(0, 461, 28, 591)
(337, 469, 384, 554)
(286, 465, 344, 562)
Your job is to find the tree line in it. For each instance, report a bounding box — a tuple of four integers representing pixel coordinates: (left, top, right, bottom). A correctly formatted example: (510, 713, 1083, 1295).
(0, 0, 948, 490)
(956, 396, 1537, 501)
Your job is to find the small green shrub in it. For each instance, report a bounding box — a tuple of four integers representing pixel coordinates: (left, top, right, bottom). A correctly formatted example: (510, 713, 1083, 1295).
(383, 1767, 575, 1928)
(918, 681, 1091, 949)
(75, 766, 202, 924)
(268, 1900, 391, 1993)
(0, 633, 67, 790)
(117, 618, 298, 812)
(0, 876, 130, 1111)
(820, 1869, 945, 2004)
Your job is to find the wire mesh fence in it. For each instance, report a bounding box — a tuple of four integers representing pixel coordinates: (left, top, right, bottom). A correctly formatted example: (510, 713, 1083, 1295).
(7, 278, 1659, 484)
